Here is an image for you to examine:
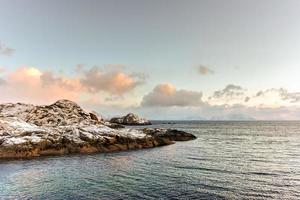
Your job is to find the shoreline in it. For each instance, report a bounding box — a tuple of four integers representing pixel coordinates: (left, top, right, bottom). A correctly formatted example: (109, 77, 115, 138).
(0, 100, 196, 159)
(0, 128, 195, 159)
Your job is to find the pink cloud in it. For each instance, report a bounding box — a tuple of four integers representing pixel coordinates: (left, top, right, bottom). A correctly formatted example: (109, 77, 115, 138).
(0, 66, 145, 105)
(80, 66, 144, 95)
(0, 67, 81, 104)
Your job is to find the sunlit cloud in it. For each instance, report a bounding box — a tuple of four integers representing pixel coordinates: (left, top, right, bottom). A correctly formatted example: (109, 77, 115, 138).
(0, 66, 145, 106)
(0, 67, 82, 104)
(141, 83, 204, 107)
(40, 71, 82, 91)
(80, 66, 145, 95)
(1, 65, 300, 120)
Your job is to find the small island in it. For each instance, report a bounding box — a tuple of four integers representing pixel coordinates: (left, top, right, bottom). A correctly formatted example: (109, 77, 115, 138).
(0, 100, 196, 159)
(110, 113, 152, 126)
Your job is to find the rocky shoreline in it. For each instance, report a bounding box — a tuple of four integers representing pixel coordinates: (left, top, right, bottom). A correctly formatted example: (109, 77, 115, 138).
(0, 100, 196, 159)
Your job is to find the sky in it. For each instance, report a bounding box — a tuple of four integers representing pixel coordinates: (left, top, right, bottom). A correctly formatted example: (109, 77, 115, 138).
(1, 0, 300, 120)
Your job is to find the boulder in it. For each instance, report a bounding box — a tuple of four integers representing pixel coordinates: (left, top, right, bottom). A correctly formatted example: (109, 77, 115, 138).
(89, 112, 100, 122)
(110, 113, 151, 125)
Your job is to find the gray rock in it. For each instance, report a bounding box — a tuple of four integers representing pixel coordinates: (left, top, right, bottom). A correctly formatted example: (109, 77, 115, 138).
(110, 113, 151, 125)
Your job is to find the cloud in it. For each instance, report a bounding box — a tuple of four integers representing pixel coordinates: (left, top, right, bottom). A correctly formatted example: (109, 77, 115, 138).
(210, 86, 300, 107)
(2, 65, 300, 120)
(141, 84, 204, 107)
(255, 91, 263, 97)
(0, 65, 145, 107)
(0, 42, 14, 56)
(0, 67, 81, 104)
(255, 88, 300, 103)
(197, 65, 214, 75)
(244, 96, 250, 102)
(84, 81, 300, 120)
(211, 84, 245, 99)
(136, 83, 300, 120)
(80, 66, 144, 95)
(280, 90, 300, 103)
(40, 71, 81, 91)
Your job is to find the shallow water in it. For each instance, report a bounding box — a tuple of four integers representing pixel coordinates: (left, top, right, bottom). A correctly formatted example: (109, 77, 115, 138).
(1, 121, 300, 199)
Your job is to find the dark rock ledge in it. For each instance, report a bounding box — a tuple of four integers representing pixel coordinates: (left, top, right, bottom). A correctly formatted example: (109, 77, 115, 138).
(0, 100, 196, 159)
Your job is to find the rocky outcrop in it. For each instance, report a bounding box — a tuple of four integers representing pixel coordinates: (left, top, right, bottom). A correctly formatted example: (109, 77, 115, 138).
(0, 100, 196, 159)
(110, 113, 151, 125)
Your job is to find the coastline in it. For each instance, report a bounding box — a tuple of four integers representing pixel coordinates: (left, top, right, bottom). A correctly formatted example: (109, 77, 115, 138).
(0, 100, 196, 159)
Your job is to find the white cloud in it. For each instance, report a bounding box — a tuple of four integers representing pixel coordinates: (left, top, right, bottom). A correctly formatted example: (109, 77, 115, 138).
(211, 84, 245, 99)
(255, 88, 300, 103)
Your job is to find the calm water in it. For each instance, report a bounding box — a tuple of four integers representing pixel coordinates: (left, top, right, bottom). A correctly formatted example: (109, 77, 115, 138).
(1, 121, 300, 200)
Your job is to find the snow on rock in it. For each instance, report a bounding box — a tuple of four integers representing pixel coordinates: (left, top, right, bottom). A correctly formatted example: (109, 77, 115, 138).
(0, 103, 35, 120)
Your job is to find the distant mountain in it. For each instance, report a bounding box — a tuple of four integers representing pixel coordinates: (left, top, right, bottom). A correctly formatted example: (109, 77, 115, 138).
(210, 113, 256, 121)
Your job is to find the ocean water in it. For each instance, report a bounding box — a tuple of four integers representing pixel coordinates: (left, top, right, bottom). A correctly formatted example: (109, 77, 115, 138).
(0, 121, 300, 200)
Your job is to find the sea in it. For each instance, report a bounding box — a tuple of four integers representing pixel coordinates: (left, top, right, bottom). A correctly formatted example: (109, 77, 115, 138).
(0, 121, 300, 200)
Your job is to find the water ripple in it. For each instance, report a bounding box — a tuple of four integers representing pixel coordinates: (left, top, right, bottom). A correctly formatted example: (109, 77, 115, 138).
(1, 121, 300, 199)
